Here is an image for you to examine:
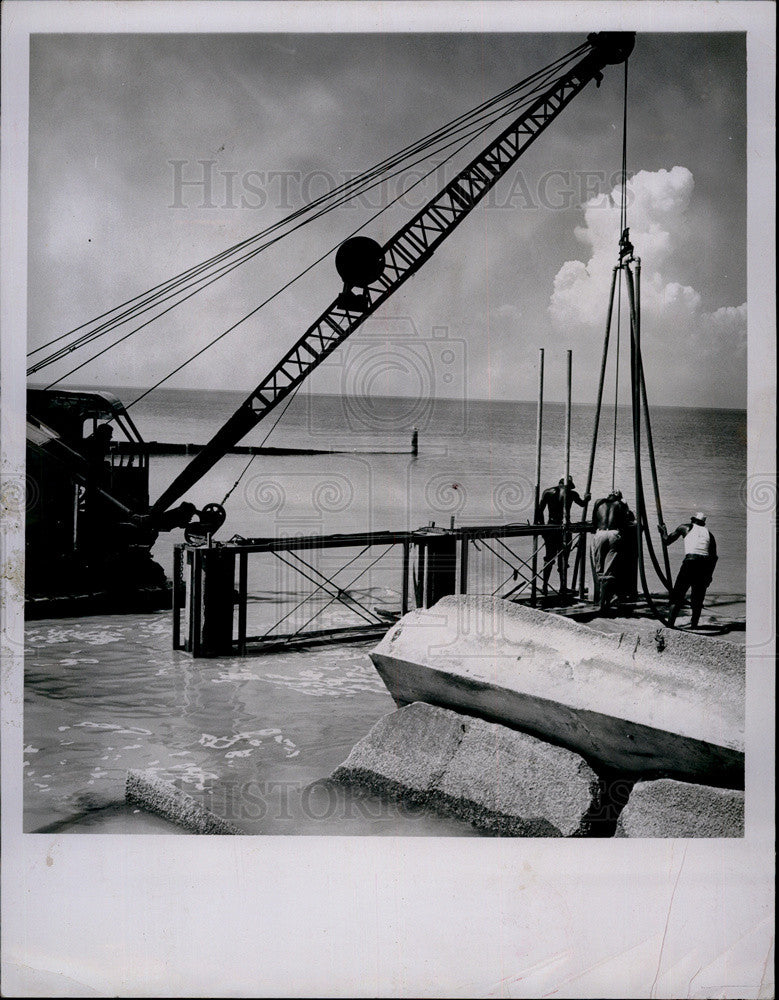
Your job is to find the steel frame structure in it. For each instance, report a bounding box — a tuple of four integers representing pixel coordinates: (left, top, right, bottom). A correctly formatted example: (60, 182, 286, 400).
(174, 521, 591, 657)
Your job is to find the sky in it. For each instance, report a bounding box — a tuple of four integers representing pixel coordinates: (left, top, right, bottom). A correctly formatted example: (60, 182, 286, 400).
(27, 31, 747, 408)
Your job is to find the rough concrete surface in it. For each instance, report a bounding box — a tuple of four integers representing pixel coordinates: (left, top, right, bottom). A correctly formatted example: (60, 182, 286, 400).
(126, 769, 238, 835)
(332, 702, 603, 836)
(615, 778, 744, 838)
(370, 595, 744, 785)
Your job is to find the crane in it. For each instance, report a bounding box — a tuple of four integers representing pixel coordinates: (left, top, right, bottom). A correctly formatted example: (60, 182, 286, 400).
(26, 32, 634, 608)
(149, 31, 634, 517)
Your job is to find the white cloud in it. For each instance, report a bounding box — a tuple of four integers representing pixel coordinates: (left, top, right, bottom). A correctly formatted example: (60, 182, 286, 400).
(549, 166, 745, 355)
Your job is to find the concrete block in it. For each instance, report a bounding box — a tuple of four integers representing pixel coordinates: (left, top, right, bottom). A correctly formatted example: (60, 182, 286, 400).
(126, 769, 238, 835)
(332, 702, 603, 836)
(615, 778, 744, 838)
(370, 596, 744, 787)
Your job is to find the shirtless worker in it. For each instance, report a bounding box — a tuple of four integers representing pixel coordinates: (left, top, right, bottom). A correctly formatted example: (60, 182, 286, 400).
(590, 489, 632, 611)
(537, 476, 590, 596)
(659, 512, 718, 628)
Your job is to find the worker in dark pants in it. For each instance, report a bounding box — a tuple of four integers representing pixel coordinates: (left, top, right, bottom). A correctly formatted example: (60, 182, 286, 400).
(537, 476, 590, 596)
(590, 489, 632, 611)
(660, 512, 718, 627)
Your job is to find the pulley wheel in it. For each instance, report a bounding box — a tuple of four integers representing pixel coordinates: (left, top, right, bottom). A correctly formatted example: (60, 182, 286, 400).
(200, 502, 226, 533)
(335, 236, 385, 288)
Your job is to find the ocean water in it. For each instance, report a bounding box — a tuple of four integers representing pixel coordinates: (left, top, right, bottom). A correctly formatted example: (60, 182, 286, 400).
(129, 388, 746, 598)
(23, 389, 746, 833)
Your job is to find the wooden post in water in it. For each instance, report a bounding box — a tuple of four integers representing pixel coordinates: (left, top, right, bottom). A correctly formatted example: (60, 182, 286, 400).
(562, 349, 572, 599)
(531, 348, 545, 607)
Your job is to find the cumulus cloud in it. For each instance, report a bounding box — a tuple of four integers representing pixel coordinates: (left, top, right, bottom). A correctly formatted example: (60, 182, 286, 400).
(549, 166, 746, 359)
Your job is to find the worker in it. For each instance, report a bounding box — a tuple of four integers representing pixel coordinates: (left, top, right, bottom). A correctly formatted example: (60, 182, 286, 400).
(537, 476, 590, 596)
(82, 423, 114, 484)
(659, 512, 718, 628)
(590, 489, 632, 611)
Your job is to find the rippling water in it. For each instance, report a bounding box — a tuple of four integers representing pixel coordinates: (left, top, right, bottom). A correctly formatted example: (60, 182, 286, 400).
(24, 390, 746, 832)
(24, 614, 476, 834)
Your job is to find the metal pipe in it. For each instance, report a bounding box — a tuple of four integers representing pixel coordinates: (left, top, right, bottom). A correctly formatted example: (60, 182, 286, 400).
(634, 261, 673, 589)
(172, 545, 182, 650)
(575, 264, 619, 597)
(459, 536, 469, 595)
(238, 551, 248, 655)
(531, 347, 545, 606)
(401, 540, 410, 613)
(562, 349, 572, 597)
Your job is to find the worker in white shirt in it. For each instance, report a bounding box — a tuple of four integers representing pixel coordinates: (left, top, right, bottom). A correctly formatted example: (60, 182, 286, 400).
(659, 512, 718, 628)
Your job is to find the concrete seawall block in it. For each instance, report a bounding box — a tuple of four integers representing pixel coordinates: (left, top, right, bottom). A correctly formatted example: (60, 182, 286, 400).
(332, 702, 603, 836)
(370, 596, 744, 786)
(615, 778, 744, 838)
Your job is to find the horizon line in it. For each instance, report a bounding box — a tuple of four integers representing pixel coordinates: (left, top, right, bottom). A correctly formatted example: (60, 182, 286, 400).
(24, 382, 748, 414)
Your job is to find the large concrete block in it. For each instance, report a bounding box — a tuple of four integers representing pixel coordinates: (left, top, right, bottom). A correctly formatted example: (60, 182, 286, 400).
(370, 596, 744, 787)
(615, 779, 744, 837)
(332, 702, 603, 836)
(330, 699, 465, 795)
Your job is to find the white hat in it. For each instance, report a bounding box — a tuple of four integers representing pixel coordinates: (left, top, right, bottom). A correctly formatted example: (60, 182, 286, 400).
(692, 511, 707, 524)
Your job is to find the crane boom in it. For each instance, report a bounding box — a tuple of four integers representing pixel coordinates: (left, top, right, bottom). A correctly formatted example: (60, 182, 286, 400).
(151, 31, 634, 516)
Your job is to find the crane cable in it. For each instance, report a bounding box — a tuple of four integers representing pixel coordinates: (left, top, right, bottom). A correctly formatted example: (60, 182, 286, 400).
(610, 56, 631, 490)
(29, 42, 589, 380)
(32, 77, 549, 376)
(614, 53, 675, 625)
(219, 383, 303, 507)
(36, 45, 584, 383)
(108, 50, 600, 418)
(41, 72, 567, 392)
(30, 44, 585, 360)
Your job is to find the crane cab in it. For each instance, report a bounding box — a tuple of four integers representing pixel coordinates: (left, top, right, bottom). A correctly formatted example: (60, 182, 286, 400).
(25, 388, 167, 615)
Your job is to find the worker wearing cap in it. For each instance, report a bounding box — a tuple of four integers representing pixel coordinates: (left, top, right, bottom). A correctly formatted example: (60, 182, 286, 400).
(659, 512, 718, 628)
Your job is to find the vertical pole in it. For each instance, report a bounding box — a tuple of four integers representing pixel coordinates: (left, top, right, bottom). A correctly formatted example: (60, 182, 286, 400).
(459, 534, 469, 595)
(531, 348, 545, 607)
(561, 349, 572, 598)
(238, 550, 248, 655)
(172, 544, 182, 650)
(401, 540, 410, 614)
(191, 548, 203, 657)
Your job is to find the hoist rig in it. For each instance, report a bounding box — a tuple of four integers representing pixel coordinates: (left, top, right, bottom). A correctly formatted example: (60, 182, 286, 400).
(28, 31, 668, 617)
